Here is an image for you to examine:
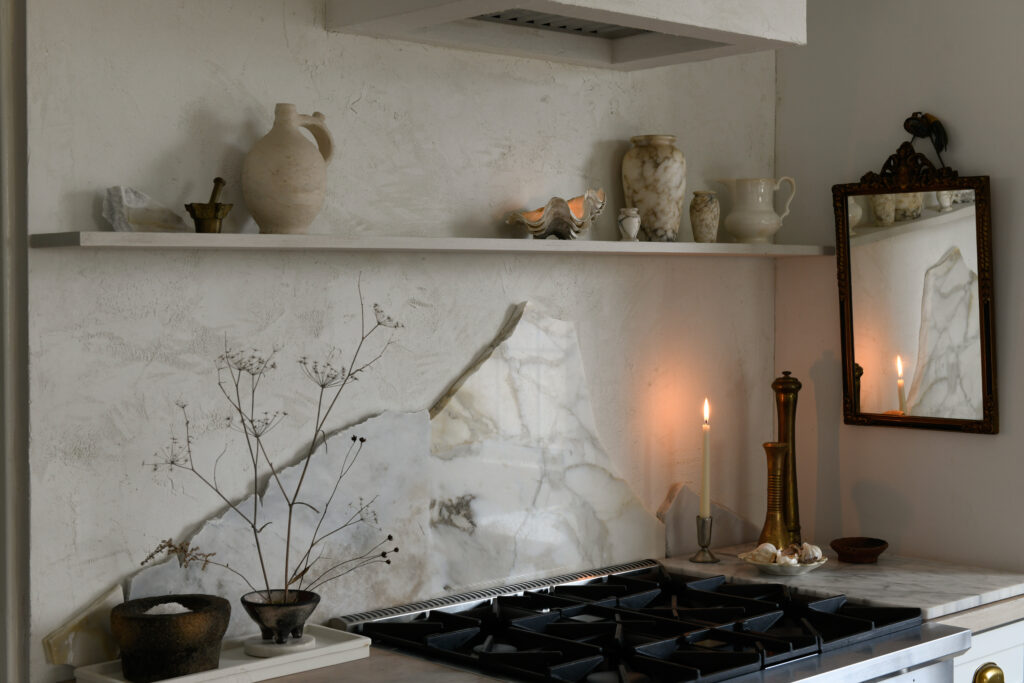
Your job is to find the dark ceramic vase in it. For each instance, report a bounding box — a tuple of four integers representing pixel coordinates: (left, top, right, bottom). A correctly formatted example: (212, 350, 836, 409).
(110, 594, 230, 683)
(240, 589, 320, 644)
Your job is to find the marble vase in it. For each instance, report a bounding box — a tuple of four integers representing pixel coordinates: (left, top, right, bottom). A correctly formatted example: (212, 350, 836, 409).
(621, 135, 686, 242)
(870, 194, 895, 226)
(242, 103, 334, 234)
(894, 192, 924, 221)
(847, 196, 863, 228)
(689, 191, 719, 243)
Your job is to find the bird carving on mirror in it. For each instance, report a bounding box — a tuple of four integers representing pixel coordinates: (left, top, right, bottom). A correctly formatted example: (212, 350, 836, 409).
(903, 112, 948, 168)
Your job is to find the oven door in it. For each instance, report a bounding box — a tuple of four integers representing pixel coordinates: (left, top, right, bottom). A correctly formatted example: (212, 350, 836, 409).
(727, 621, 969, 682)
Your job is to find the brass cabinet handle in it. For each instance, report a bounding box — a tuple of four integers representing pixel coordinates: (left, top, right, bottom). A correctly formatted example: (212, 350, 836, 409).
(974, 662, 1005, 683)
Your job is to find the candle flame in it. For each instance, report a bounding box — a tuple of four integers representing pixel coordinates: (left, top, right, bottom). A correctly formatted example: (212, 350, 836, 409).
(703, 398, 710, 423)
(896, 355, 903, 378)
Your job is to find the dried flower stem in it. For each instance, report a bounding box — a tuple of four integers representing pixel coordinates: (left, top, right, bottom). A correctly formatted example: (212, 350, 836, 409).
(148, 287, 401, 603)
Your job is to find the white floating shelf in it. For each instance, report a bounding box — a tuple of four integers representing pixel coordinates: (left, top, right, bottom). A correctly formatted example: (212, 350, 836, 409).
(30, 232, 832, 257)
(850, 203, 975, 246)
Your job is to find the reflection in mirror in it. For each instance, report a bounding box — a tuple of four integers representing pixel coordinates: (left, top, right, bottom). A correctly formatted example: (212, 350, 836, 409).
(850, 191, 979, 418)
(833, 142, 997, 433)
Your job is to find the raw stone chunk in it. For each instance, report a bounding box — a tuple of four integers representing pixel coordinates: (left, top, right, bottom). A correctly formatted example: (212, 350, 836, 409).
(102, 186, 190, 232)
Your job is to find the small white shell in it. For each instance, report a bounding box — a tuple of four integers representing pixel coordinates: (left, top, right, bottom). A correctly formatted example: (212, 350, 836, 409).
(799, 542, 823, 563)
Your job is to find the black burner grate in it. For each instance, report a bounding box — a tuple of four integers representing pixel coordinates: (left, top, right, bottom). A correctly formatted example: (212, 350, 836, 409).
(354, 566, 923, 682)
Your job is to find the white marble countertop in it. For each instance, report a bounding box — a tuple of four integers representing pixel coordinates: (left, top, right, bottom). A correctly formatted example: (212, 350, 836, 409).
(661, 544, 1024, 620)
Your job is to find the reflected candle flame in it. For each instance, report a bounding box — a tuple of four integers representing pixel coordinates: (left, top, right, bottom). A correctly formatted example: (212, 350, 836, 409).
(896, 355, 907, 414)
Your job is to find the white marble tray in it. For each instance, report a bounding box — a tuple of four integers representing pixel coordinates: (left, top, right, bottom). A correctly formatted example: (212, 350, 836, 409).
(74, 625, 370, 683)
(663, 544, 1024, 619)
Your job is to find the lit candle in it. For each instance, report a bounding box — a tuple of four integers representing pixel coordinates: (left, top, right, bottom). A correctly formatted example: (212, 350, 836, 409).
(896, 355, 908, 414)
(700, 398, 711, 518)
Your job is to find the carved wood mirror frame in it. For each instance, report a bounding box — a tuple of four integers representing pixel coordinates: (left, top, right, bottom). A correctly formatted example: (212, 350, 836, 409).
(832, 142, 997, 433)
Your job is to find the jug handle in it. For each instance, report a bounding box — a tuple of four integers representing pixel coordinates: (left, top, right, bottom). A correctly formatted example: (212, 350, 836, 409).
(775, 176, 796, 223)
(298, 112, 334, 165)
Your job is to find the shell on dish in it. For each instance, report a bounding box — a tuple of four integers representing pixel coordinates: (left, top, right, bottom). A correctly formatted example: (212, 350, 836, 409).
(507, 189, 606, 240)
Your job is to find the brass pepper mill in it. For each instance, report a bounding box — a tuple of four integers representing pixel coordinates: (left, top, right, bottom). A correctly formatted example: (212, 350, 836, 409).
(773, 371, 802, 546)
(757, 442, 790, 548)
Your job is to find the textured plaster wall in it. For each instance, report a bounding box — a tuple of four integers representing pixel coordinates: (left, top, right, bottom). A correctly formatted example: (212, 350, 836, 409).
(775, 0, 1024, 568)
(26, 1, 779, 680)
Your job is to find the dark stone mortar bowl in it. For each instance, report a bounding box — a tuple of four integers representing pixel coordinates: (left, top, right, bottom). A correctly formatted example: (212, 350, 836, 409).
(110, 594, 230, 683)
(241, 589, 320, 644)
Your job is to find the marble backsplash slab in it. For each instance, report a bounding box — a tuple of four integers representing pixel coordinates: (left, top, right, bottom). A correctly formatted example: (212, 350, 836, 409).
(130, 302, 663, 637)
(906, 246, 981, 419)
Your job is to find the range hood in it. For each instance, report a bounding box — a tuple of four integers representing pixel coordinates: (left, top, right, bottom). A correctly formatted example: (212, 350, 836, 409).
(325, 0, 806, 71)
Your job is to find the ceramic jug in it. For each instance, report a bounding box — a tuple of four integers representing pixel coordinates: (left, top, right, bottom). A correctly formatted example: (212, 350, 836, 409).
(716, 177, 796, 244)
(242, 103, 334, 234)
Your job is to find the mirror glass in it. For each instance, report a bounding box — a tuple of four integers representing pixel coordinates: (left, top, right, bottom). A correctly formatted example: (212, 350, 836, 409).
(833, 144, 996, 432)
(850, 190, 979, 418)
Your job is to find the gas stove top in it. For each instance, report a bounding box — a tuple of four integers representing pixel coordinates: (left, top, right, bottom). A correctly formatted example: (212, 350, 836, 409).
(331, 560, 951, 682)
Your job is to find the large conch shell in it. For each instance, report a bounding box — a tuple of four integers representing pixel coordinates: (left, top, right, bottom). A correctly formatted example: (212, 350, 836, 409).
(507, 189, 606, 240)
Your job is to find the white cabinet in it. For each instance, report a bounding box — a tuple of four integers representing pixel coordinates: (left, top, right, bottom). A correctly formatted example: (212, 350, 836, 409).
(884, 659, 955, 683)
(937, 597, 1024, 683)
(951, 620, 1024, 683)
(325, 0, 806, 70)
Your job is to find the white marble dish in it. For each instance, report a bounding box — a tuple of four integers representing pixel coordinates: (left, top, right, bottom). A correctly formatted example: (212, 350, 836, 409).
(738, 553, 828, 576)
(75, 625, 369, 682)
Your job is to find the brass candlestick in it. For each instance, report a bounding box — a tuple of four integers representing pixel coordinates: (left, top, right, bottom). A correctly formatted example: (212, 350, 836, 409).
(690, 515, 719, 563)
(773, 371, 802, 546)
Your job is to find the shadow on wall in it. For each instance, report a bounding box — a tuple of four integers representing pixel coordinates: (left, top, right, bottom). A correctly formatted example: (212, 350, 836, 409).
(811, 350, 842, 540)
(584, 138, 632, 241)
(850, 479, 912, 547)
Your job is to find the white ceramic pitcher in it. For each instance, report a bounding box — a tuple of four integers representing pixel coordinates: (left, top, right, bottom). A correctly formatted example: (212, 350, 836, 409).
(716, 177, 796, 244)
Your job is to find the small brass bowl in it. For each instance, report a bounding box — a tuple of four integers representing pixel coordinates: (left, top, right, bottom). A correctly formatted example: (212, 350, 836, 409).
(830, 537, 888, 563)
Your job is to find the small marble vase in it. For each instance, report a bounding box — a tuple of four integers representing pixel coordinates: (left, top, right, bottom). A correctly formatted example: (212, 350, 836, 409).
(870, 194, 895, 226)
(621, 135, 686, 242)
(689, 191, 719, 243)
(617, 207, 640, 241)
(936, 189, 954, 212)
(242, 103, 334, 234)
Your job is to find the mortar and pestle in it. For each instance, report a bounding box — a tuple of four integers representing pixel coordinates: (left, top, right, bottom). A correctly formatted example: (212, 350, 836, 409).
(185, 177, 232, 233)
